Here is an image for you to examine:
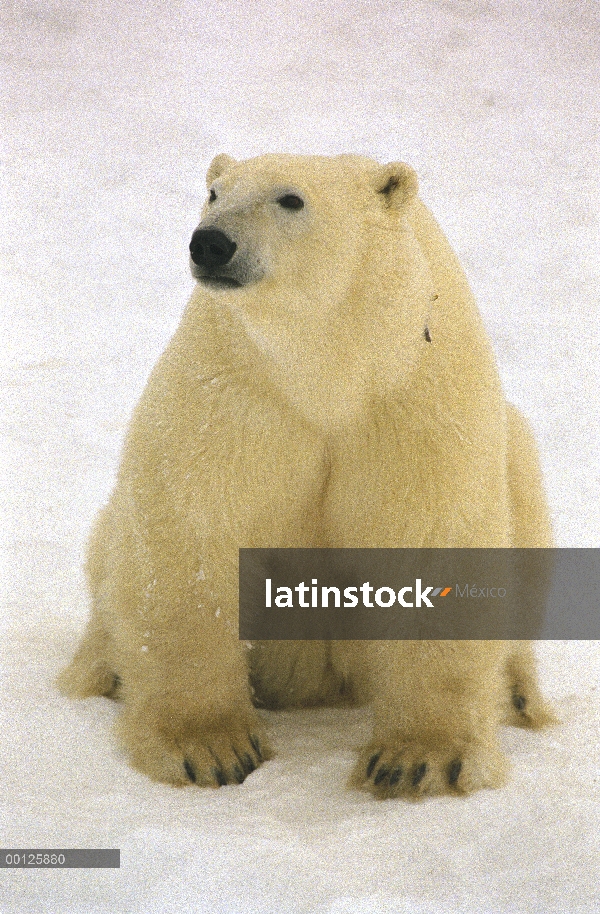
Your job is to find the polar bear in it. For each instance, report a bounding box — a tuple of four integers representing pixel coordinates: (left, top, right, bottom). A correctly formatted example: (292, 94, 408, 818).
(58, 153, 555, 798)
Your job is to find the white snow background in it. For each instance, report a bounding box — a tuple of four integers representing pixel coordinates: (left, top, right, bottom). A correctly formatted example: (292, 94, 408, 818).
(1, 0, 599, 911)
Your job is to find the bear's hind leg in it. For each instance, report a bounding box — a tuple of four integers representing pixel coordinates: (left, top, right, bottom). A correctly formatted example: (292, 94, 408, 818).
(249, 641, 355, 709)
(506, 403, 553, 550)
(57, 500, 123, 700)
(56, 615, 121, 700)
(504, 406, 556, 728)
(504, 642, 558, 729)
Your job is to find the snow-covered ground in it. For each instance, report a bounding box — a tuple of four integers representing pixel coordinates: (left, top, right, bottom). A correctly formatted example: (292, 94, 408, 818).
(1, 1, 599, 911)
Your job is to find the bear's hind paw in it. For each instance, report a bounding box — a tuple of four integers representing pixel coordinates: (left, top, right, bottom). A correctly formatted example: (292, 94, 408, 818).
(507, 689, 559, 730)
(56, 658, 121, 700)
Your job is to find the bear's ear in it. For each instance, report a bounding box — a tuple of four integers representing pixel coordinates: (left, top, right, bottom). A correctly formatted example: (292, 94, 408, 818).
(206, 153, 237, 187)
(375, 162, 418, 208)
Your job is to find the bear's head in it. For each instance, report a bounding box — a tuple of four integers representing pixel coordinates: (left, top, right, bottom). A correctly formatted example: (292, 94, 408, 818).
(190, 153, 421, 294)
(189, 153, 435, 425)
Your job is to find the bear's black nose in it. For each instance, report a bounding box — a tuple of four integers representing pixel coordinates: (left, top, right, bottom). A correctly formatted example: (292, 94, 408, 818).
(189, 228, 237, 269)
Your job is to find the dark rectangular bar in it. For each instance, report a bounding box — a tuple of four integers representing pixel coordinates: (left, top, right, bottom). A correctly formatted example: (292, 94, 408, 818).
(0, 849, 120, 868)
(239, 548, 600, 640)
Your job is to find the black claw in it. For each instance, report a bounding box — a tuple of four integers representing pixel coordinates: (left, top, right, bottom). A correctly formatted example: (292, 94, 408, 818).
(512, 693, 527, 712)
(412, 762, 427, 787)
(242, 752, 256, 774)
(366, 752, 381, 779)
(232, 764, 245, 784)
(104, 673, 121, 699)
(389, 766, 403, 788)
(374, 766, 390, 787)
(212, 766, 227, 786)
(234, 747, 256, 776)
(183, 759, 197, 783)
(448, 759, 462, 786)
(249, 734, 263, 762)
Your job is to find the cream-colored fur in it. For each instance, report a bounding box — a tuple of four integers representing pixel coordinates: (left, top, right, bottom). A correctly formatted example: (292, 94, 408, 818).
(58, 153, 555, 797)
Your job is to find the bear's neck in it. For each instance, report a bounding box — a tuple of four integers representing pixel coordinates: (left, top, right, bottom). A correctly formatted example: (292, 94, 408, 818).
(183, 280, 432, 432)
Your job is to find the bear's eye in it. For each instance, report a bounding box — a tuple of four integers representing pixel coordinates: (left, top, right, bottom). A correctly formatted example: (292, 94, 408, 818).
(208, 189, 217, 203)
(277, 194, 304, 211)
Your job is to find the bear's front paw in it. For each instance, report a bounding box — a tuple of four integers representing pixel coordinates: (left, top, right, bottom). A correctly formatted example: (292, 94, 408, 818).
(350, 734, 508, 799)
(116, 709, 272, 787)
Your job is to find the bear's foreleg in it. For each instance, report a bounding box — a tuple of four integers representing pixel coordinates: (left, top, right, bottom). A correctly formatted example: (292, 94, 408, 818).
(108, 541, 272, 787)
(350, 640, 510, 798)
(106, 389, 327, 786)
